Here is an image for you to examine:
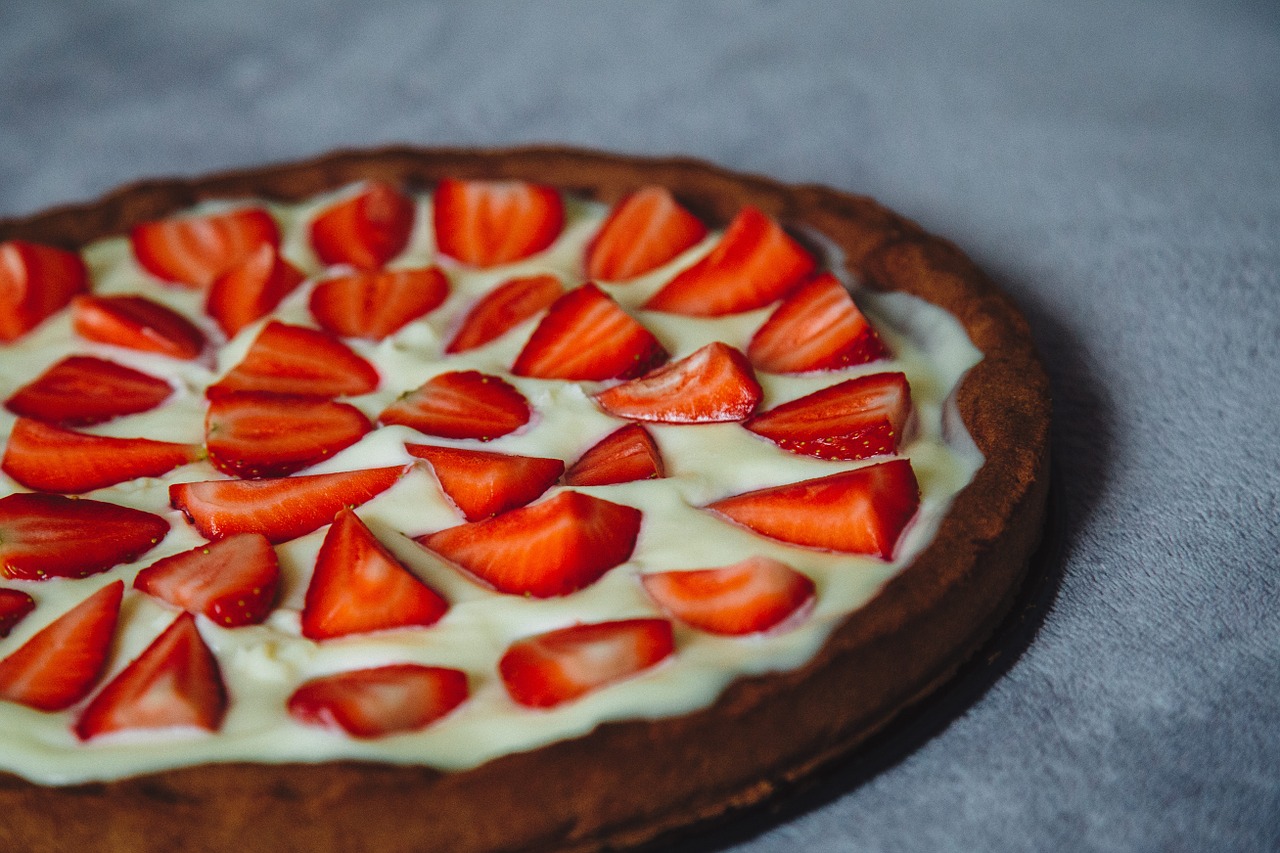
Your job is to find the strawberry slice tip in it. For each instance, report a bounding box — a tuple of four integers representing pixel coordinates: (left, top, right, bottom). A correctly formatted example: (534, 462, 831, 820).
(205, 391, 372, 479)
(379, 370, 531, 442)
(75, 611, 227, 740)
(130, 207, 280, 289)
(642, 206, 816, 316)
(444, 273, 563, 354)
(744, 372, 915, 461)
(419, 491, 642, 598)
(564, 423, 665, 487)
(705, 459, 920, 559)
(641, 557, 815, 635)
(72, 294, 207, 360)
(0, 580, 123, 711)
(0, 494, 169, 581)
(511, 283, 668, 382)
(499, 618, 674, 708)
(310, 266, 449, 341)
(0, 589, 36, 639)
(593, 341, 762, 424)
(301, 509, 448, 640)
(5, 355, 173, 427)
(169, 464, 406, 544)
(133, 532, 281, 627)
(2, 417, 201, 494)
(747, 272, 889, 373)
(433, 177, 565, 268)
(585, 186, 708, 281)
(310, 182, 417, 271)
(206, 321, 380, 400)
(288, 664, 468, 738)
(0, 240, 89, 343)
(406, 443, 565, 521)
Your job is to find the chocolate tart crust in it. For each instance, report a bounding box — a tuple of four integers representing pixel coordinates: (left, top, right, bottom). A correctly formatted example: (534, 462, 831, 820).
(0, 146, 1051, 853)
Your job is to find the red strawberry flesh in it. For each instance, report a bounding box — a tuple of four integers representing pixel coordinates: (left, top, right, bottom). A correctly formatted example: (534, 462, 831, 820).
(419, 491, 642, 598)
(642, 206, 816, 316)
(310, 182, 416, 271)
(706, 459, 920, 558)
(564, 423, 665, 487)
(0, 494, 168, 581)
(133, 532, 281, 627)
(444, 273, 563, 354)
(641, 556, 815, 635)
(301, 509, 448, 640)
(744, 372, 914, 461)
(406, 444, 564, 521)
(0, 589, 36, 638)
(0, 580, 122, 711)
(310, 266, 449, 341)
(205, 244, 306, 338)
(169, 465, 405, 544)
(205, 392, 372, 479)
(2, 417, 200, 493)
(433, 178, 565, 268)
(511, 283, 668, 381)
(0, 240, 89, 343)
(379, 370, 530, 441)
(75, 611, 227, 740)
(288, 664, 468, 738)
(207, 321, 380, 399)
(130, 207, 280, 289)
(72, 294, 207, 360)
(499, 618, 674, 708)
(593, 341, 762, 424)
(585, 186, 707, 281)
(5, 355, 173, 427)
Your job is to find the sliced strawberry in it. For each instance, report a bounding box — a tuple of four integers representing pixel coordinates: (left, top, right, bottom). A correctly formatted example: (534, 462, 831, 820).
(564, 423, 665, 487)
(433, 177, 565, 268)
(0, 494, 168, 581)
(406, 443, 564, 521)
(0, 240, 89, 343)
(206, 322, 380, 399)
(705, 459, 920, 559)
(72, 294, 207, 360)
(593, 342, 762, 424)
(641, 557, 815, 635)
(130, 207, 280, 289)
(419, 491, 641, 598)
(643, 206, 816, 316)
(2, 417, 200, 493)
(0, 580, 122, 711)
(170, 465, 405, 544)
(511, 283, 668, 381)
(310, 182, 416, 271)
(744, 372, 914, 461)
(0, 589, 36, 639)
(379, 371, 530, 441)
(205, 244, 305, 338)
(586, 186, 708, 281)
(133, 532, 280, 627)
(310, 266, 449, 341)
(205, 392, 372, 478)
(287, 664, 468, 738)
(498, 618, 674, 708)
(444, 273, 563, 354)
(5, 355, 173, 427)
(75, 612, 226, 740)
(301, 509, 448, 640)
(747, 273, 889, 373)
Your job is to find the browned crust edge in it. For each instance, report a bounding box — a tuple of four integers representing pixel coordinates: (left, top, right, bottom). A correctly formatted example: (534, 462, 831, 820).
(0, 146, 1051, 853)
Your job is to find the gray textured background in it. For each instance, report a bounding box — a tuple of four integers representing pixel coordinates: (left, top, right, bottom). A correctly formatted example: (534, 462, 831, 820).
(2, 1, 1277, 850)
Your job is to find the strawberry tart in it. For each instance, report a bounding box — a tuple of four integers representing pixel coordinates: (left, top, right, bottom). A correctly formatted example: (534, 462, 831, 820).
(0, 146, 1049, 853)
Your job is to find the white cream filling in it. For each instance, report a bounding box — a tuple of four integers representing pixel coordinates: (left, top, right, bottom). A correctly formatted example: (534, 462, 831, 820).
(0, 188, 982, 785)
